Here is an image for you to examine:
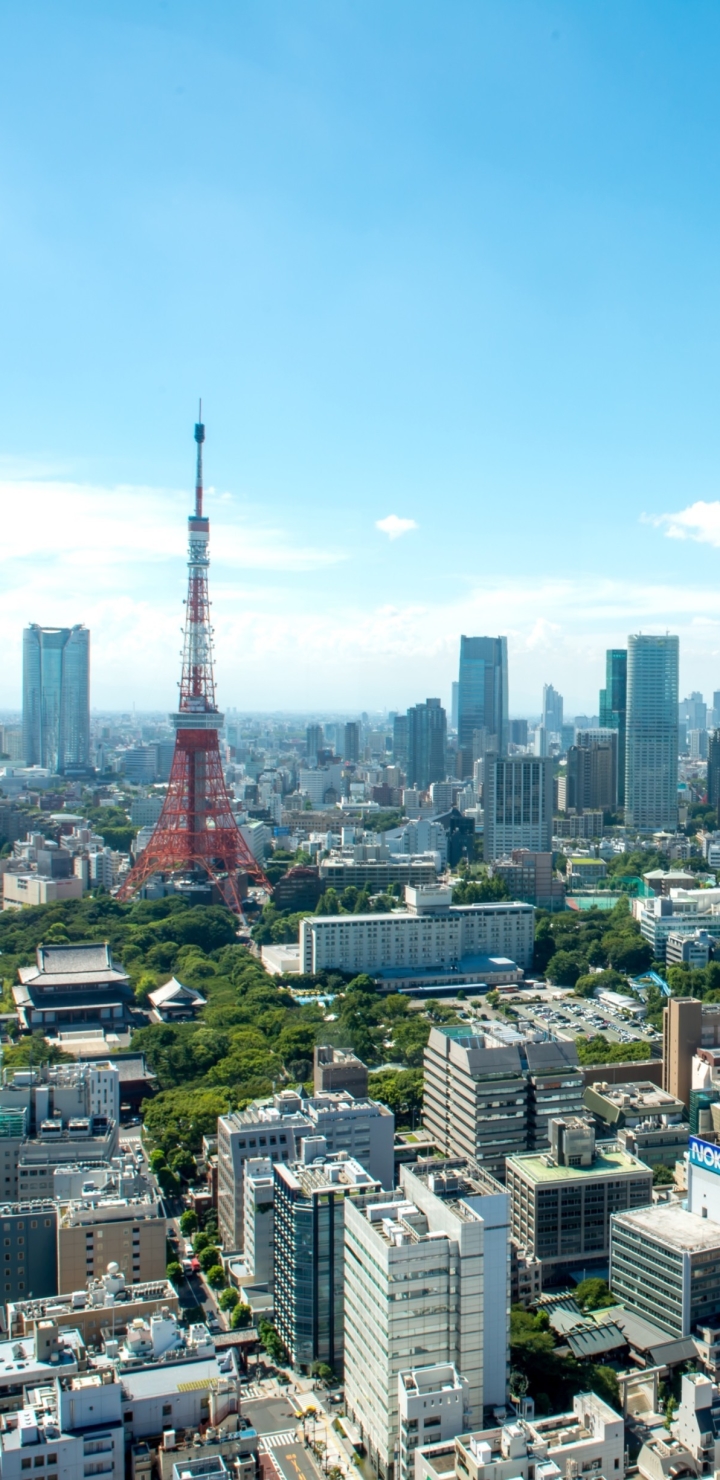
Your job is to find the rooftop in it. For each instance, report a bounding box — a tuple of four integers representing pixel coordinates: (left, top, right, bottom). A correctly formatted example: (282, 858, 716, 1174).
(613, 1202, 720, 1252)
(508, 1146, 651, 1183)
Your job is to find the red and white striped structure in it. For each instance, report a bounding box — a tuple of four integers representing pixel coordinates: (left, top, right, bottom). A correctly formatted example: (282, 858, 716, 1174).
(118, 413, 268, 911)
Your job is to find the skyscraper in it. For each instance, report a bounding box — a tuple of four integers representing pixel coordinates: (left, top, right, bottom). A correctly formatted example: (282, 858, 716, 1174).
(542, 683, 563, 736)
(343, 721, 360, 764)
(599, 648, 627, 807)
(708, 731, 720, 812)
(406, 699, 447, 789)
(22, 624, 90, 775)
(625, 634, 679, 832)
(306, 724, 323, 764)
(567, 731, 618, 812)
(457, 636, 508, 764)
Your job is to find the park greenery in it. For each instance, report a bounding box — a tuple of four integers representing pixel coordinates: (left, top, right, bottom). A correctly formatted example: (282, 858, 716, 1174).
(535, 897, 653, 985)
(510, 1305, 619, 1414)
(0, 893, 440, 1163)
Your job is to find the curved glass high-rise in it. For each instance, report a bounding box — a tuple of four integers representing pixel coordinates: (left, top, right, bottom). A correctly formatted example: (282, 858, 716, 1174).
(22, 624, 90, 774)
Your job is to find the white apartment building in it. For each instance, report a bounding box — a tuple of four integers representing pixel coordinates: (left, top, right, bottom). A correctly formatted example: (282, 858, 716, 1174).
(344, 1160, 508, 1479)
(300, 886, 534, 977)
(0, 1370, 125, 1480)
(243, 1157, 274, 1286)
(217, 1090, 394, 1250)
(417, 1394, 625, 1480)
(398, 1364, 468, 1480)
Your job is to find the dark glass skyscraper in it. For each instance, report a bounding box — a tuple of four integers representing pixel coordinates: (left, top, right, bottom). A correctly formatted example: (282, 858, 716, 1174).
(599, 648, 627, 807)
(406, 698, 447, 789)
(457, 636, 508, 761)
(22, 624, 90, 775)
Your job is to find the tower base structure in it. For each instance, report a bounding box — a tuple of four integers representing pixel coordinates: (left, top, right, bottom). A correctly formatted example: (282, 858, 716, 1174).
(117, 724, 268, 913)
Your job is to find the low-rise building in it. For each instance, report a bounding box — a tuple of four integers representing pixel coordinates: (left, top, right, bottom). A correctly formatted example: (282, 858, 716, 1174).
(8, 1266, 179, 1346)
(157, 1424, 259, 1480)
(318, 856, 439, 890)
(667, 930, 715, 969)
(583, 1080, 689, 1168)
(300, 887, 535, 979)
(507, 1117, 653, 1282)
(0, 1322, 86, 1411)
(0, 1369, 125, 1480)
(415, 1394, 625, 1480)
(0, 1201, 57, 1302)
(611, 1196, 720, 1337)
(57, 1191, 166, 1290)
(398, 1364, 469, 1480)
(313, 1045, 368, 1098)
(638, 1372, 720, 1480)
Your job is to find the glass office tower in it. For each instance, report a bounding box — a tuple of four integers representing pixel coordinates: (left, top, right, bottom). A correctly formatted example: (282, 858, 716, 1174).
(406, 698, 447, 789)
(22, 624, 90, 774)
(457, 636, 508, 761)
(599, 648, 628, 807)
(625, 634, 679, 831)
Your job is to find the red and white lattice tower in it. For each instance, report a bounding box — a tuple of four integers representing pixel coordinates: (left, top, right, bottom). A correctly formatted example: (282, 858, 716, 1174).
(118, 412, 268, 910)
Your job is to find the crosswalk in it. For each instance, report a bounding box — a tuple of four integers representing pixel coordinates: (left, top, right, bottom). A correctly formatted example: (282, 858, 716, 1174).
(260, 1431, 299, 1451)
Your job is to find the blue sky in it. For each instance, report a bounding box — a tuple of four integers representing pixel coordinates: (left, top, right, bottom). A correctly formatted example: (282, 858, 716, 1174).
(3, 2, 720, 715)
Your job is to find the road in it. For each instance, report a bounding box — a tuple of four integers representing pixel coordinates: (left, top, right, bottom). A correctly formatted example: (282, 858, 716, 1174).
(242, 1397, 323, 1480)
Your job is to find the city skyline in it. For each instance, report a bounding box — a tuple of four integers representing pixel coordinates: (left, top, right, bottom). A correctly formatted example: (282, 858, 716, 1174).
(3, 6, 720, 709)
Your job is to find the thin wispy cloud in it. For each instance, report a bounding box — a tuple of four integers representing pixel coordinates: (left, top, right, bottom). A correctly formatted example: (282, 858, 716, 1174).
(375, 514, 418, 540)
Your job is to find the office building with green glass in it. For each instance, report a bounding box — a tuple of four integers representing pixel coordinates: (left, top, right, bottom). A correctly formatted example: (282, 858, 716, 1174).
(599, 648, 627, 807)
(625, 635, 679, 832)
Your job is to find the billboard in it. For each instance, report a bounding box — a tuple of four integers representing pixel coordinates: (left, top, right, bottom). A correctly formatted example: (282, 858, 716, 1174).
(689, 1134, 720, 1175)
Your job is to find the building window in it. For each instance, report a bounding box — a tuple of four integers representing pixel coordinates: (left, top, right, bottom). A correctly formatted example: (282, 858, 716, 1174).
(162, 1404, 172, 1416)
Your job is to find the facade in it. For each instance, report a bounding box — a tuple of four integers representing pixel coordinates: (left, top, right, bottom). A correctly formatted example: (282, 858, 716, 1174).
(640, 896, 720, 964)
(398, 1364, 469, 1480)
(507, 1119, 653, 1281)
(567, 731, 618, 812)
(599, 648, 628, 808)
(344, 1163, 497, 1479)
(542, 683, 563, 737)
(483, 755, 554, 861)
(0, 1202, 57, 1302)
(708, 730, 720, 812)
(57, 1192, 166, 1290)
(13, 944, 133, 1032)
(663, 997, 720, 1108)
(0, 1370, 125, 1480)
(491, 851, 564, 910)
(610, 1202, 720, 1337)
(300, 887, 534, 979)
(242, 1157, 274, 1286)
(313, 1045, 368, 1098)
(22, 624, 91, 775)
(406, 700, 447, 790)
(8, 1269, 179, 1346)
(274, 1152, 380, 1373)
(625, 634, 679, 832)
(217, 1090, 394, 1250)
(457, 637, 508, 764)
(415, 1395, 624, 1480)
(344, 722, 360, 764)
(318, 857, 438, 890)
(423, 1026, 584, 1175)
(583, 1080, 689, 1167)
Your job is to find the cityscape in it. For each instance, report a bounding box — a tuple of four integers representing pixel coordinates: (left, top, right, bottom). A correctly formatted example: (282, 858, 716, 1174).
(5, 9, 720, 1480)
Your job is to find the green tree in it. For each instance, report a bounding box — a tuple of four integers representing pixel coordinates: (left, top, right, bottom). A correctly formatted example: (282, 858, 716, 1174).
(546, 951, 585, 987)
(574, 1278, 614, 1310)
(206, 1263, 226, 1289)
(230, 1302, 253, 1329)
(166, 1261, 184, 1286)
(218, 1287, 239, 1311)
(193, 1232, 210, 1254)
(653, 1164, 675, 1186)
(179, 1209, 199, 1235)
(198, 1245, 221, 1272)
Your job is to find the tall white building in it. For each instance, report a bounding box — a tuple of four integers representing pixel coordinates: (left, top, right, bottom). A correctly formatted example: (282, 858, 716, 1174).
(344, 1161, 509, 1479)
(299, 887, 534, 977)
(625, 634, 679, 832)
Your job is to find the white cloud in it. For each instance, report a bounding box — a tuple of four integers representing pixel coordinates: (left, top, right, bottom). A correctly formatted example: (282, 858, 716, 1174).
(648, 501, 720, 547)
(375, 514, 418, 540)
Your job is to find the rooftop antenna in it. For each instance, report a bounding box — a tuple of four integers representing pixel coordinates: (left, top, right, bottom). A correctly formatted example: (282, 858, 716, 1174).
(194, 399, 205, 519)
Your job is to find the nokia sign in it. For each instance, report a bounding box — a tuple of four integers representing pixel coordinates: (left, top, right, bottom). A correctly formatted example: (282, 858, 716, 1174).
(689, 1135, 720, 1175)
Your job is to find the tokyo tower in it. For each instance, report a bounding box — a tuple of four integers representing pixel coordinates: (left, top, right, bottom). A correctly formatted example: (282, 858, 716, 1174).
(118, 412, 269, 911)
